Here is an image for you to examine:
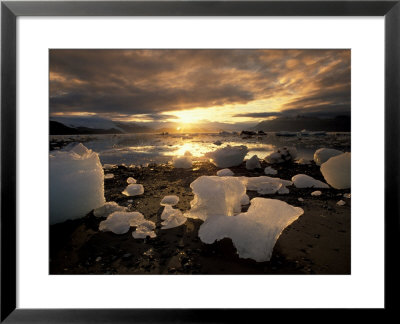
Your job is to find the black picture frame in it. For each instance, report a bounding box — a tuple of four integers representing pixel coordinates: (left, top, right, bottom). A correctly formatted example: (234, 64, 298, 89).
(1, 0, 399, 322)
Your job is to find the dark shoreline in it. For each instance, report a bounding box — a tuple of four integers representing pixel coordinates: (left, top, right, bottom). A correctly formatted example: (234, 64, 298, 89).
(50, 160, 350, 275)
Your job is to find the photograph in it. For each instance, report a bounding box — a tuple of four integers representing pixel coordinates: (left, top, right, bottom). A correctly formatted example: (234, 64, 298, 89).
(49, 49, 351, 275)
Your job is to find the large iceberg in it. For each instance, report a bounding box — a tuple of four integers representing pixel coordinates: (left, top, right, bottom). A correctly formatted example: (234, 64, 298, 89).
(264, 146, 297, 164)
(198, 198, 304, 262)
(292, 174, 329, 188)
(205, 145, 248, 168)
(320, 152, 351, 189)
(184, 176, 247, 221)
(50, 143, 105, 225)
(314, 148, 344, 166)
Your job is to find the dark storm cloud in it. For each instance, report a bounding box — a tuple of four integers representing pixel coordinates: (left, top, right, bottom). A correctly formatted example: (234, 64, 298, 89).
(232, 112, 282, 118)
(50, 49, 350, 119)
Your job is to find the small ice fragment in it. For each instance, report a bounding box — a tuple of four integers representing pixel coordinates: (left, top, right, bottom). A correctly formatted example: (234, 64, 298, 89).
(161, 205, 180, 220)
(257, 182, 282, 195)
(103, 163, 117, 170)
(240, 176, 292, 191)
(95, 257, 102, 262)
(240, 194, 250, 205)
(314, 148, 344, 166)
(265, 146, 297, 164)
(246, 155, 261, 170)
(311, 190, 322, 196)
(93, 201, 127, 218)
(264, 166, 277, 175)
(99, 211, 145, 234)
(321, 153, 351, 189)
(298, 197, 304, 202)
(160, 206, 187, 229)
(217, 168, 234, 177)
(337, 200, 346, 206)
(160, 195, 179, 206)
(205, 145, 248, 168)
(343, 193, 351, 199)
(277, 186, 289, 195)
(213, 140, 222, 146)
(122, 184, 144, 196)
(104, 173, 114, 179)
(292, 174, 329, 188)
(132, 220, 156, 239)
(172, 156, 192, 169)
(127, 177, 137, 184)
(296, 158, 311, 165)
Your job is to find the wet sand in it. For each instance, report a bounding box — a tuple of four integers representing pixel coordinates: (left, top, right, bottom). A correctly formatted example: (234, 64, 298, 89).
(50, 161, 350, 275)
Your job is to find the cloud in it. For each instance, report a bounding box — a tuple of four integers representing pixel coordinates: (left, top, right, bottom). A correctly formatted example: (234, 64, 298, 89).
(50, 49, 350, 120)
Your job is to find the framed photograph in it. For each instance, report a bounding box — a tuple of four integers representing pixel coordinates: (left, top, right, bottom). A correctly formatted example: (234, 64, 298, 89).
(1, 0, 399, 321)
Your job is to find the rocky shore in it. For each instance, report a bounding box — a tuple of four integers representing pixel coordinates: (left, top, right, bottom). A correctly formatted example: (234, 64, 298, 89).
(50, 160, 350, 275)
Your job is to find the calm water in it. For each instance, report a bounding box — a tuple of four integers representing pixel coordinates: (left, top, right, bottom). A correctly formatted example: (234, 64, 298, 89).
(50, 132, 351, 166)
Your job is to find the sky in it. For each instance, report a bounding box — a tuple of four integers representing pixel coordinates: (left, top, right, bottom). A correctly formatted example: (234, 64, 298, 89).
(50, 49, 350, 129)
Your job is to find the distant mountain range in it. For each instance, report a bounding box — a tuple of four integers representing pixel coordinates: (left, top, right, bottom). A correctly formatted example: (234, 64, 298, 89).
(50, 117, 152, 135)
(252, 115, 350, 132)
(50, 115, 351, 135)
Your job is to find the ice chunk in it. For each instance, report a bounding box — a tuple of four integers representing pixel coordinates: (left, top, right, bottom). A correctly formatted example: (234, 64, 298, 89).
(343, 193, 351, 199)
(104, 173, 114, 179)
(337, 200, 346, 206)
(264, 166, 277, 175)
(245, 155, 261, 170)
(103, 163, 117, 170)
(132, 220, 156, 239)
(160, 206, 187, 229)
(257, 182, 282, 195)
(265, 146, 297, 164)
(172, 156, 192, 169)
(277, 186, 289, 195)
(185, 176, 247, 221)
(240, 176, 292, 191)
(311, 190, 322, 196)
(205, 145, 248, 168)
(69, 142, 90, 156)
(93, 201, 127, 218)
(50, 143, 105, 225)
(240, 194, 250, 205)
(217, 168, 234, 177)
(127, 177, 137, 184)
(320, 152, 351, 189)
(160, 195, 179, 206)
(298, 197, 304, 202)
(296, 158, 311, 165)
(198, 198, 304, 262)
(122, 184, 144, 196)
(292, 174, 329, 188)
(213, 140, 222, 146)
(99, 211, 145, 235)
(314, 148, 344, 166)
